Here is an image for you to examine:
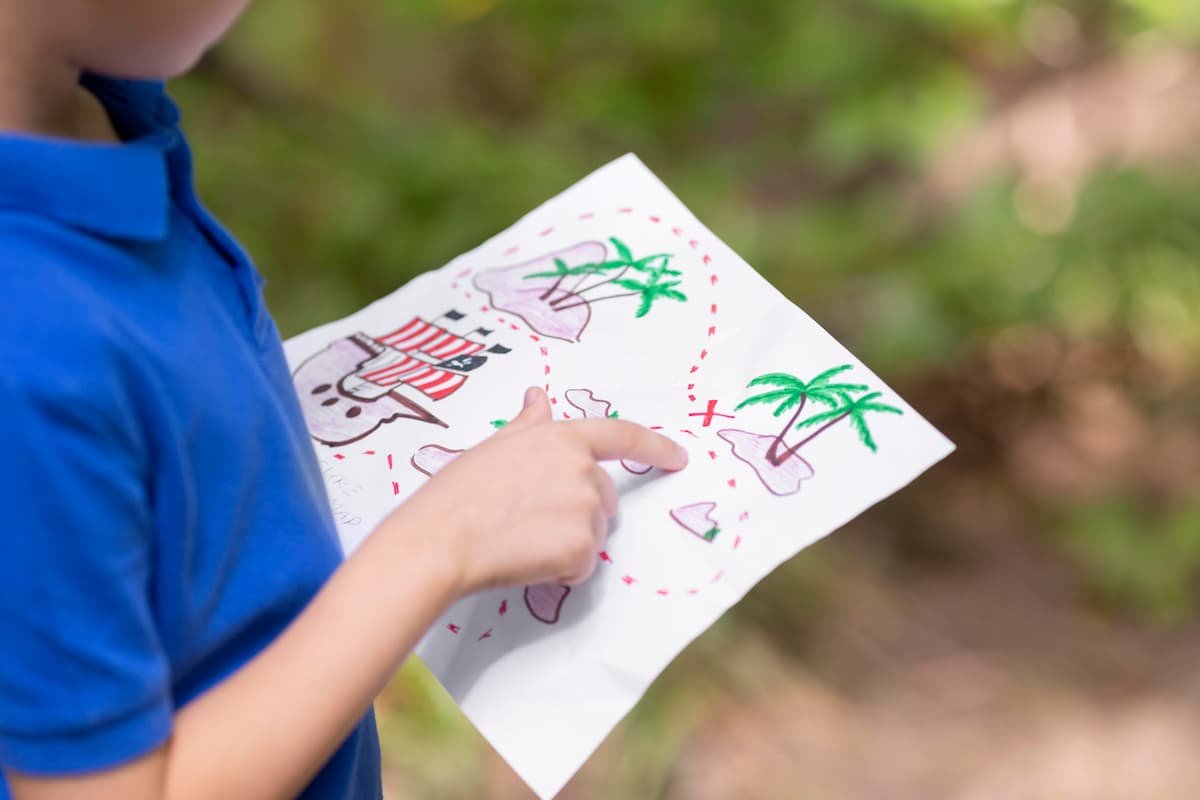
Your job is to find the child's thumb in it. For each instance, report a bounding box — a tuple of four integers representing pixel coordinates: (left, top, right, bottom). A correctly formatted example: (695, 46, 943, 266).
(509, 386, 552, 428)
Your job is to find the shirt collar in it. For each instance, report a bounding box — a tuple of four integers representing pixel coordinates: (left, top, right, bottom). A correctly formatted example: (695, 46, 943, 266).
(0, 74, 180, 242)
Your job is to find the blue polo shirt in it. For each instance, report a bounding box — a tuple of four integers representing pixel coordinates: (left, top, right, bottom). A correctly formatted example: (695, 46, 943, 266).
(0, 75, 381, 798)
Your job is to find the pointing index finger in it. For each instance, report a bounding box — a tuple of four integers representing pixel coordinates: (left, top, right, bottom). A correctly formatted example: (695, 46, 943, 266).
(570, 418, 689, 471)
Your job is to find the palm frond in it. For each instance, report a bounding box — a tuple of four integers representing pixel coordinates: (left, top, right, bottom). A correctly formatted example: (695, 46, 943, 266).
(844, 391, 901, 453)
(646, 280, 686, 302)
(522, 257, 569, 279)
(795, 407, 848, 429)
(858, 402, 903, 416)
(819, 382, 870, 396)
(848, 391, 883, 406)
(610, 236, 634, 263)
(806, 364, 855, 389)
(746, 372, 805, 390)
(524, 258, 613, 279)
(638, 287, 686, 311)
(648, 258, 680, 278)
(805, 388, 845, 408)
(525, 265, 603, 279)
(584, 259, 630, 272)
(769, 392, 806, 417)
(734, 388, 798, 412)
(630, 253, 672, 271)
(850, 411, 879, 452)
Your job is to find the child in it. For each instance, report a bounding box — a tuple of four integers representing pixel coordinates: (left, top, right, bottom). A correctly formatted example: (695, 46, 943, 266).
(0, 2, 688, 798)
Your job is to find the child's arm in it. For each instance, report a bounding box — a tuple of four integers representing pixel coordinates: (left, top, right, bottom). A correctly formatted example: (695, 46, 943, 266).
(6, 388, 687, 800)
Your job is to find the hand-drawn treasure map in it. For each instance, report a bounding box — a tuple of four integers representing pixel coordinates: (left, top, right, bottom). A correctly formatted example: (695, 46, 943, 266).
(284, 155, 954, 799)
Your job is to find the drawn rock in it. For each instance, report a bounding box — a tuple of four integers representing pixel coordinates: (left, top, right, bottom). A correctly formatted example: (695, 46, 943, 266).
(293, 337, 445, 447)
(564, 388, 612, 418)
(717, 429, 815, 496)
(411, 444, 464, 477)
(669, 502, 720, 542)
(524, 583, 571, 624)
(473, 242, 608, 343)
(563, 388, 651, 474)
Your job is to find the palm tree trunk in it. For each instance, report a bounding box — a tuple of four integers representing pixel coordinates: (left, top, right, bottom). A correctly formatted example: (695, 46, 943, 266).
(539, 272, 569, 302)
(766, 396, 807, 466)
(552, 290, 640, 312)
(551, 265, 630, 307)
(773, 412, 849, 465)
(563, 267, 603, 298)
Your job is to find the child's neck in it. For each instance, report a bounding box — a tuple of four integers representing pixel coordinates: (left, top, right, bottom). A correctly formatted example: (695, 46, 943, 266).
(0, 18, 119, 143)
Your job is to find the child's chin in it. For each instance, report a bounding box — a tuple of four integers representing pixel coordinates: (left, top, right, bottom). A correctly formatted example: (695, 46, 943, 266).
(89, 44, 207, 82)
(163, 49, 207, 79)
(145, 46, 208, 80)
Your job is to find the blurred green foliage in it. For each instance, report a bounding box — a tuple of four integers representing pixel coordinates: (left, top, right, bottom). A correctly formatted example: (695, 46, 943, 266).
(177, 0, 1200, 370)
(172, 1, 1200, 794)
(1061, 494, 1200, 625)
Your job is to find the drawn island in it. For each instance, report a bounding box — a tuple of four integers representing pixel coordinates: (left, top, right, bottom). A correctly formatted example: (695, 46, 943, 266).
(474, 236, 687, 343)
(719, 364, 903, 496)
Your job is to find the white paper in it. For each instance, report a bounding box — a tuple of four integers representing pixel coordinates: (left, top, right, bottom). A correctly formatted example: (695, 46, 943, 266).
(283, 154, 954, 798)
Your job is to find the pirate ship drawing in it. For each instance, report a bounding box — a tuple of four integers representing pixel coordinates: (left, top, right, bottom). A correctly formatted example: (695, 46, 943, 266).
(292, 309, 510, 447)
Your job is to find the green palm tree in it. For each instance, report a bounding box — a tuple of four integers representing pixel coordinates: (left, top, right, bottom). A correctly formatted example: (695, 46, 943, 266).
(733, 364, 869, 464)
(559, 236, 676, 302)
(524, 236, 674, 303)
(773, 390, 903, 463)
(550, 236, 686, 317)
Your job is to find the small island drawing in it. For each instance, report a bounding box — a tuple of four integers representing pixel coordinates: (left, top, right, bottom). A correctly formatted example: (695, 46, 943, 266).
(669, 502, 721, 542)
(474, 236, 687, 343)
(719, 364, 903, 496)
(563, 388, 651, 474)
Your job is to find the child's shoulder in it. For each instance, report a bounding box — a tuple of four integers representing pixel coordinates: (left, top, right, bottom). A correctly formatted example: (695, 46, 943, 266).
(0, 214, 144, 412)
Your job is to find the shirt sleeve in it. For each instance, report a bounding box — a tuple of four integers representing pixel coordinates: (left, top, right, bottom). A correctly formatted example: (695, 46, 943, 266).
(0, 360, 173, 775)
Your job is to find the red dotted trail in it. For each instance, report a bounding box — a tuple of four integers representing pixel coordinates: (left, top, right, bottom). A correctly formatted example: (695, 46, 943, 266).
(477, 207, 752, 633)
(334, 206, 753, 642)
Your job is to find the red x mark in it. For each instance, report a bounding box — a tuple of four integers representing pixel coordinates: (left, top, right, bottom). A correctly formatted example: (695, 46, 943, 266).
(688, 399, 735, 427)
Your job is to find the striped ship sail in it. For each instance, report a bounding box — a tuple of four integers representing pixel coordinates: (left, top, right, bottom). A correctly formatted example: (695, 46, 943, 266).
(352, 317, 486, 401)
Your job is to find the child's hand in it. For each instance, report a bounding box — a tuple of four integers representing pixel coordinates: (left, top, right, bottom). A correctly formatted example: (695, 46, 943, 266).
(397, 387, 688, 595)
